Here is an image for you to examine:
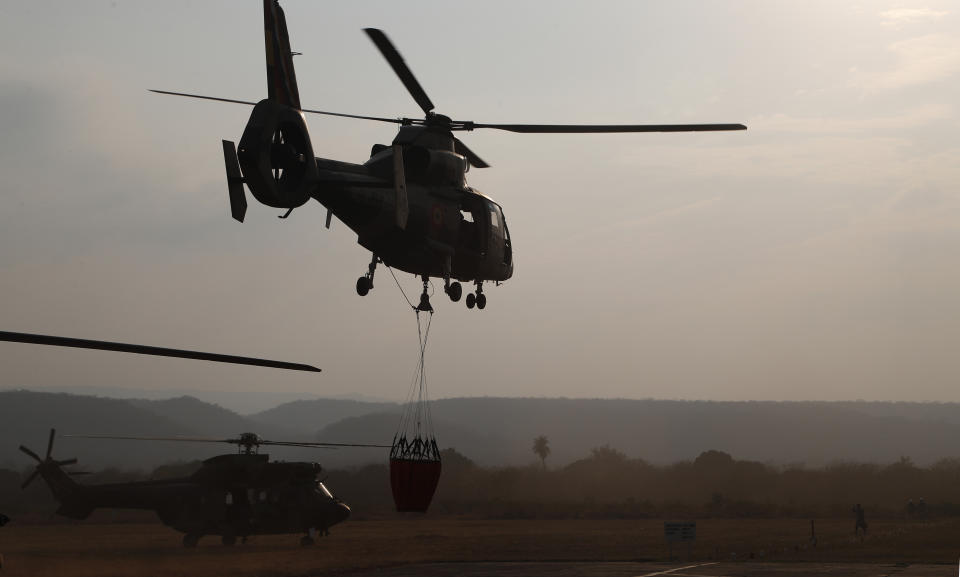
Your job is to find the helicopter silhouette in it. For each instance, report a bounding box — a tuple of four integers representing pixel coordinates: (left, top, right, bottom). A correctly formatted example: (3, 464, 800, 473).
(20, 429, 387, 547)
(154, 0, 746, 312)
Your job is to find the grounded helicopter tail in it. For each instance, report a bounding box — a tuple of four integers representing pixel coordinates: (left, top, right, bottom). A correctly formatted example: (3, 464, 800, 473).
(20, 429, 92, 519)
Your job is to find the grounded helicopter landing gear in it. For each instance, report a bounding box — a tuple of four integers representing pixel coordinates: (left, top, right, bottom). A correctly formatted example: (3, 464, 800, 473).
(356, 255, 379, 296)
(416, 276, 433, 312)
(301, 527, 318, 546)
(466, 281, 486, 310)
(183, 533, 201, 548)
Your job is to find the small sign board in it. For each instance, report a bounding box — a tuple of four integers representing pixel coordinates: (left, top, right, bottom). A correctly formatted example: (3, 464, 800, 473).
(664, 521, 696, 542)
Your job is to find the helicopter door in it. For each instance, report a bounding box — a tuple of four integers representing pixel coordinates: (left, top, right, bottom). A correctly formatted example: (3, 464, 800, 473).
(459, 196, 488, 256)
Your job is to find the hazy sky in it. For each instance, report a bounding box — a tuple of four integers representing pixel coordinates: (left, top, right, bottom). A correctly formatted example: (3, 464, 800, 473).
(0, 1, 958, 404)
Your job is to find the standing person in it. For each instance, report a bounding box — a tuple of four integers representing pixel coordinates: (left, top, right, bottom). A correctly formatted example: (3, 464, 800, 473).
(853, 504, 868, 539)
(0, 513, 8, 570)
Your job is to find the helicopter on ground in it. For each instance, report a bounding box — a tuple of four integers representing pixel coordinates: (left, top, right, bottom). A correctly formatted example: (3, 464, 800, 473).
(20, 429, 386, 547)
(154, 0, 746, 312)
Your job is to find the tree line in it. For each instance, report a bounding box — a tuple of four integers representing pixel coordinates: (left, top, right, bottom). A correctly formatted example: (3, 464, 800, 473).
(4, 446, 960, 521)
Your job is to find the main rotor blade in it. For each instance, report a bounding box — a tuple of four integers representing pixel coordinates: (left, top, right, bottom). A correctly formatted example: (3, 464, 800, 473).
(66, 435, 388, 449)
(54, 458, 78, 467)
(66, 434, 230, 444)
(453, 138, 490, 169)
(149, 90, 402, 125)
(260, 440, 392, 448)
(463, 122, 748, 133)
(364, 29, 434, 115)
(19, 445, 41, 463)
(0, 331, 321, 373)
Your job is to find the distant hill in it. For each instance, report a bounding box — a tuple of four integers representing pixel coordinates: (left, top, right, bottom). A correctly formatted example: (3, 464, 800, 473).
(421, 398, 960, 467)
(5, 391, 960, 471)
(249, 398, 399, 433)
(0, 390, 213, 469)
(0, 392, 374, 471)
(315, 412, 512, 468)
(126, 396, 302, 439)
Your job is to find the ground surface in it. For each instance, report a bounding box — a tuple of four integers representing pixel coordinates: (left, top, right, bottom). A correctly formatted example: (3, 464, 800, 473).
(0, 518, 956, 576)
(348, 561, 949, 577)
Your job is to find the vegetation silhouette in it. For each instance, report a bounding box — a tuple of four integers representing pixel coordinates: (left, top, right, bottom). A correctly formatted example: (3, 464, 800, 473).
(8, 448, 960, 522)
(533, 436, 550, 470)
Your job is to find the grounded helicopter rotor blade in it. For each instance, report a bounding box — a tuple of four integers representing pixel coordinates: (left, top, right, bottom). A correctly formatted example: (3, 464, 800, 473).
(66, 434, 230, 444)
(54, 458, 78, 467)
(0, 331, 321, 373)
(45, 428, 56, 460)
(461, 122, 748, 133)
(453, 137, 490, 169)
(363, 29, 435, 115)
(19, 445, 42, 463)
(20, 470, 40, 490)
(260, 440, 392, 449)
(149, 89, 402, 125)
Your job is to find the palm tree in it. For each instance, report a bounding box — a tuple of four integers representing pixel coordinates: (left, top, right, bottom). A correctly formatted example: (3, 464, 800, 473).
(533, 435, 551, 470)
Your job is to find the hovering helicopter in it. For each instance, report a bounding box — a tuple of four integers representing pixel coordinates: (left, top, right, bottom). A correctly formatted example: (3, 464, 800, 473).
(20, 429, 387, 547)
(154, 0, 746, 312)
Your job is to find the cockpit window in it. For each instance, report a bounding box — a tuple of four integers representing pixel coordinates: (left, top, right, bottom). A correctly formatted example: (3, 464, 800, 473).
(489, 204, 501, 229)
(316, 481, 333, 499)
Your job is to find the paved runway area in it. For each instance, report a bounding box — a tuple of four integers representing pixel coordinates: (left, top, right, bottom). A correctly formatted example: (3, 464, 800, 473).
(346, 561, 953, 577)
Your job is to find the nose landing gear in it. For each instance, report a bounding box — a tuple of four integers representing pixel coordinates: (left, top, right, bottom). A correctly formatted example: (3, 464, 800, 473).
(465, 281, 486, 310)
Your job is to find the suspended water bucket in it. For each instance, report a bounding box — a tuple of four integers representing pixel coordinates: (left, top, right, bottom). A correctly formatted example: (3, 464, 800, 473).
(390, 436, 441, 512)
(389, 309, 442, 512)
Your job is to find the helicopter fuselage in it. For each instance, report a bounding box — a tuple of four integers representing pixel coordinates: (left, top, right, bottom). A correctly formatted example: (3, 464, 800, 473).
(32, 451, 350, 547)
(312, 148, 514, 283)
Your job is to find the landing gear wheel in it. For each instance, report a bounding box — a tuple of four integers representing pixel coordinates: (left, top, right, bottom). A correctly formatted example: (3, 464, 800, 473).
(183, 533, 200, 548)
(466, 293, 476, 309)
(446, 282, 462, 302)
(300, 535, 315, 546)
(221, 534, 236, 547)
(476, 293, 487, 310)
(356, 276, 370, 296)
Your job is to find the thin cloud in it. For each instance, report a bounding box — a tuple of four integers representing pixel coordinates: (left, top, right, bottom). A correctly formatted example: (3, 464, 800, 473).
(851, 34, 960, 92)
(880, 8, 948, 28)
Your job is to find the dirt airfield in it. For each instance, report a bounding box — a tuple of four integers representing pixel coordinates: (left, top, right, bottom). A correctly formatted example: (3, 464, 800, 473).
(0, 517, 957, 577)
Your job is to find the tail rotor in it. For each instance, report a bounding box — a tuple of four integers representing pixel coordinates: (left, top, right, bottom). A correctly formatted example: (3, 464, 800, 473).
(20, 429, 78, 489)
